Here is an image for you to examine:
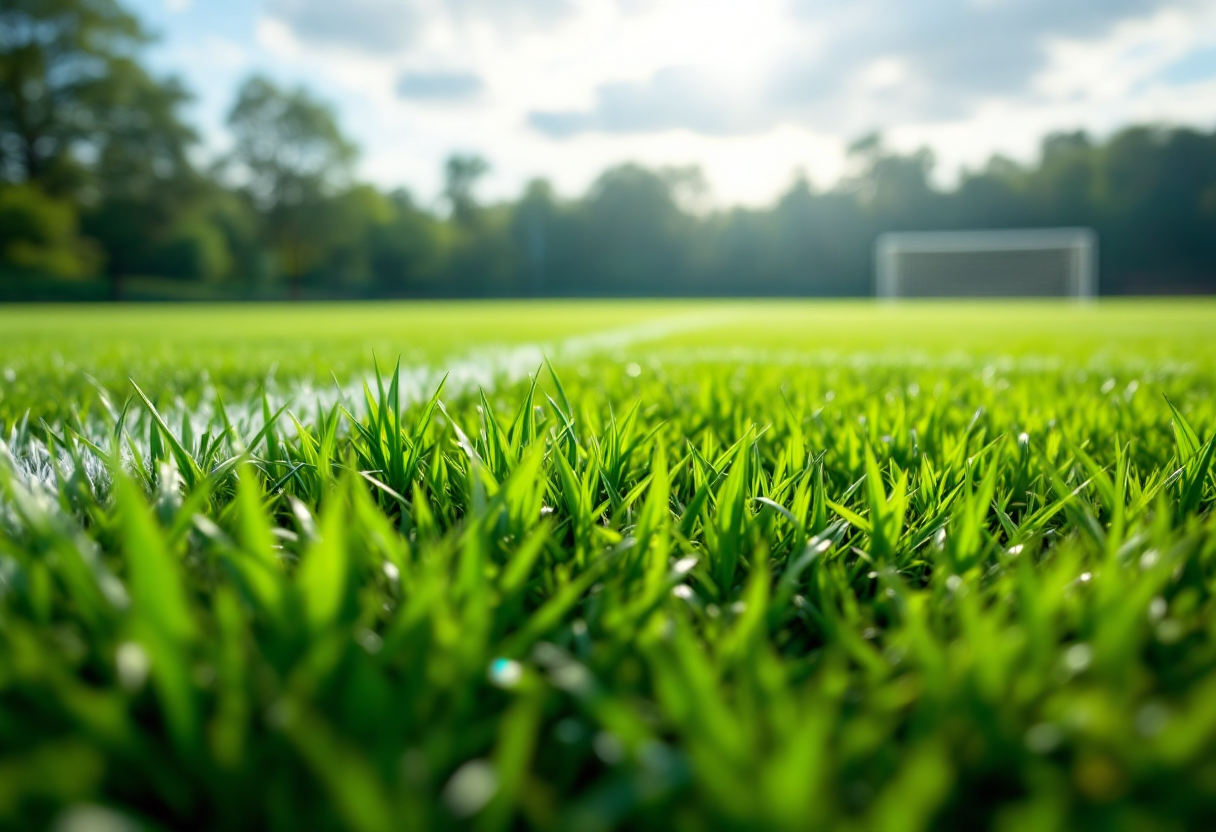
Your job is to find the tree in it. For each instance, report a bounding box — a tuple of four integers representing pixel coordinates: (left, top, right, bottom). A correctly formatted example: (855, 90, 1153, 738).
(844, 133, 939, 225)
(0, 0, 239, 293)
(368, 189, 450, 294)
(311, 183, 392, 288)
(511, 179, 559, 295)
(765, 172, 868, 296)
(0, 183, 100, 278)
(0, 0, 146, 194)
(223, 75, 358, 294)
(575, 164, 698, 295)
(1095, 126, 1216, 292)
(1029, 131, 1096, 225)
(439, 154, 519, 294)
(82, 67, 227, 290)
(443, 154, 490, 224)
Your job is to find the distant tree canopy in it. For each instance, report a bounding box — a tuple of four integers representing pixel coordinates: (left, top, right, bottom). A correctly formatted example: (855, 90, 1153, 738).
(0, 0, 146, 192)
(222, 76, 360, 290)
(0, 0, 247, 293)
(444, 154, 490, 226)
(2, 0, 1215, 298)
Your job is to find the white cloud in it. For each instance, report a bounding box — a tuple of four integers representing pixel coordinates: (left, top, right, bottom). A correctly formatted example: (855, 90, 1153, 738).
(214, 0, 1216, 206)
(262, 0, 578, 55)
(857, 58, 910, 93)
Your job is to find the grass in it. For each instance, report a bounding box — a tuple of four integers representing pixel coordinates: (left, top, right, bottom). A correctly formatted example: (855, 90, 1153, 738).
(1, 299, 1215, 831)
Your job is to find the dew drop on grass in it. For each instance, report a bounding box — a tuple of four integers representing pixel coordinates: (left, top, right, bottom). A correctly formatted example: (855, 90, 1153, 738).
(1148, 597, 1167, 621)
(116, 642, 150, 692)
(1156, 619, 1184, 644)
(488, 658, 522, 688)
(625, 362, 642, 378)
(443, 760, 498, 818)
(550, 663, 594, 695)
(1025, 723, 1062, 754)
(93, 571, 129, 608)
(673, 556, 698, 574)
(356, 629, 383, 654)
(1064, 643, 1093, 674)
(52, 804, 140, 832)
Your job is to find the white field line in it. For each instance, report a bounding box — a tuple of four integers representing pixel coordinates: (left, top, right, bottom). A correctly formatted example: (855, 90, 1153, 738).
(296, 310, 727, 414)
(3, 312, 724, 487)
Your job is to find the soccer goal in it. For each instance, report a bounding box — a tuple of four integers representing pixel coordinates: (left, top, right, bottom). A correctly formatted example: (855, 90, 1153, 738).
(875, 228, 1097, 299)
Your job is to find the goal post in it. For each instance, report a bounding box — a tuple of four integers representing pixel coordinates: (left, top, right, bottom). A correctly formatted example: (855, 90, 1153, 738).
(875, 228, 1097, 299)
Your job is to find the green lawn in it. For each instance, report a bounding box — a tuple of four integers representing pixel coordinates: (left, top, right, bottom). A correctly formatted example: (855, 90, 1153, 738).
(1, 300, 1215, 831)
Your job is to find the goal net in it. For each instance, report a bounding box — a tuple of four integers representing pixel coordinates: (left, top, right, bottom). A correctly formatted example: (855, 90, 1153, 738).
(875, 228, 1097, 299)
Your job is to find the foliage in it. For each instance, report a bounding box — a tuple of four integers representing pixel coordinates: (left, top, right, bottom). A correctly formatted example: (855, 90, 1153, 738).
(366, 190, 451, 293)
(0, 0, 242, 290)
(80, 67, 232, 285)
(224, 75, 358, 212)
(5, 0, 1216, 297)
(0, 184, 100, 277)
(222, 75, 360, 288)
(445, 154, 491, 226)
(0, 0, 146, 192)
(1, 302, 1215, 830)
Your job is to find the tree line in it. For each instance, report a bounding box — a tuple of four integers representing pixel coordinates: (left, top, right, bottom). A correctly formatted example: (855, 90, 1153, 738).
(3, 0, 1215, 299)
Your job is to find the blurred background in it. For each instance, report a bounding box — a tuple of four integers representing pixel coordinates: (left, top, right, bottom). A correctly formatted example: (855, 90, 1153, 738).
(2, 0, 1215, 301)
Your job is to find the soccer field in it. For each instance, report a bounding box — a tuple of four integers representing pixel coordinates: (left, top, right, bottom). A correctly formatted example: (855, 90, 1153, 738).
(2, 300, 1215, 831)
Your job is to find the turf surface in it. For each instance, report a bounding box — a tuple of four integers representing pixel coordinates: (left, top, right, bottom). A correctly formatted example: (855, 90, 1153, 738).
(1, 300, 1215, 831)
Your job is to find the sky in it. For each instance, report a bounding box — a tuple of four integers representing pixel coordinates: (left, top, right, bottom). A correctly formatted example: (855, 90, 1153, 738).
(128, 0, 1216, 210)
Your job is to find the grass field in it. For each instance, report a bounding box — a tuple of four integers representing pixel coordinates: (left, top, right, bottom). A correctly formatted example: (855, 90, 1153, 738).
(2, 300, 1215, 831)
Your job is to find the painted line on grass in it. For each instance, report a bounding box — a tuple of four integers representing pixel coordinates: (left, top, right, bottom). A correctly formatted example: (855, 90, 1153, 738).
(3, 311, 727, 488)
(307, 309, 729, 413)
